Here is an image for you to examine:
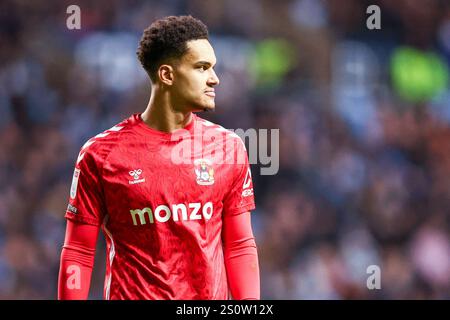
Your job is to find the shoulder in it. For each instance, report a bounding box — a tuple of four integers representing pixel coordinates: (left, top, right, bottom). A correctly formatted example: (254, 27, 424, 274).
(196, 115, 246, 150)
(76, 115, 137, 167)
(195, 116, 249, 169)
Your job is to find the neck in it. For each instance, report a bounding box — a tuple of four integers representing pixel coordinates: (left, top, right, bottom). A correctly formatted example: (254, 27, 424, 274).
(141, 88, 192, 133)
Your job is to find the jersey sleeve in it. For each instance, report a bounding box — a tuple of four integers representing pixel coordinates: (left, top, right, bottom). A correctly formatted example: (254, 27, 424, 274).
(223, 138, 256, 216)
(58, 220, 99, 300)
(65, 146, 106, 226)
(222, 212, 260, 300)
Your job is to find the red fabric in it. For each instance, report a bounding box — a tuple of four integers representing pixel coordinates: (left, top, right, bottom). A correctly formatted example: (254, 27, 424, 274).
(222, 211, 260, 300)
(59, 214, 260, 300)
(64, 113, 256, 299)
(58, 220, 99, 300)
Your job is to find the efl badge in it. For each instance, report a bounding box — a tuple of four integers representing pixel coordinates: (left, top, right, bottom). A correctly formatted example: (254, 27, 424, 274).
(194, 159, 214, 186)
(70, 168, 80, 199)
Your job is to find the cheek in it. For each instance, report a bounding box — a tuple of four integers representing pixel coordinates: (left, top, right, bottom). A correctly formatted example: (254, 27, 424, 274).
(174, 71, 208, 102)
(184, 79, 204, 97)
(178, 73, 198, 90)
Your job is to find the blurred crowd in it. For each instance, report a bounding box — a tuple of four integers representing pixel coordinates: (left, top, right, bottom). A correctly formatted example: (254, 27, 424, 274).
(0, 0, 449, 299)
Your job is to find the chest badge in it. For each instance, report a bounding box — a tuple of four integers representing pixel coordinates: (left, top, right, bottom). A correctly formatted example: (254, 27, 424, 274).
(194, 159, 214, 186)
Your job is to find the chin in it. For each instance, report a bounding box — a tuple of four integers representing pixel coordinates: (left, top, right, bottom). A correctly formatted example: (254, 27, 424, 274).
(203, 104, 215, 112)
(191, 103, 215, 112)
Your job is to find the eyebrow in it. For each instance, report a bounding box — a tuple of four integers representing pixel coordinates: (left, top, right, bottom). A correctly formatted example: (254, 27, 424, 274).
(194, 60, 216, 67)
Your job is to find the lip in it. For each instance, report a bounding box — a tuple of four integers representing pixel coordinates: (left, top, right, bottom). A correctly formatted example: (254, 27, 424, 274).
(205, 91, 215, 97)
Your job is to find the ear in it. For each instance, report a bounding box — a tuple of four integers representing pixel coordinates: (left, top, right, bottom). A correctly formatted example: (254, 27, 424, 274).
(158, 64, 174, 86)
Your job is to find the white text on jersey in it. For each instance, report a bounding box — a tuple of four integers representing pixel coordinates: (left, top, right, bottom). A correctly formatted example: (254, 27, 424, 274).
(129, 202, 213, 225)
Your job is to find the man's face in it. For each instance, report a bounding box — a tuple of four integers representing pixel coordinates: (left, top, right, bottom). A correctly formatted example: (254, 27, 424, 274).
(171, 39, 219, 112)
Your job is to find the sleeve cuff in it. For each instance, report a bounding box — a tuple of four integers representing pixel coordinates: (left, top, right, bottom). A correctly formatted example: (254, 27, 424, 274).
(65, 212, 102, 226)
(224, 203, 256, 217)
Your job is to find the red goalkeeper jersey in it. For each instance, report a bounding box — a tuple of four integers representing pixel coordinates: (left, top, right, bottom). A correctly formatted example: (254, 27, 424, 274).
(65, 113, 256, 300)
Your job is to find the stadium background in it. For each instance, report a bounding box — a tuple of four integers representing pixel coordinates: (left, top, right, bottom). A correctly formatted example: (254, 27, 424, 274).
(0, 0, 449, 299)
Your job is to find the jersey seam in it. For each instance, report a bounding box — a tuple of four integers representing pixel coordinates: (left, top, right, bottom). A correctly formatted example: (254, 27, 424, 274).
(98, 124, 130, 209)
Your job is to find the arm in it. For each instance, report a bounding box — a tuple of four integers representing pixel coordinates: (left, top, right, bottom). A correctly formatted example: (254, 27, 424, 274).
(58, 219, 100, 300)
(222, 211, 260, 300)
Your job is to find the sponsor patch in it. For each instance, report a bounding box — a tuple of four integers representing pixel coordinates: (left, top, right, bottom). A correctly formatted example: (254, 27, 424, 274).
(67, 203, 78, 214)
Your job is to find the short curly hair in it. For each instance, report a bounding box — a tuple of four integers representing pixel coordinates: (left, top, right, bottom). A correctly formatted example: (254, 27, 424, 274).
(137, 15, 209, 83)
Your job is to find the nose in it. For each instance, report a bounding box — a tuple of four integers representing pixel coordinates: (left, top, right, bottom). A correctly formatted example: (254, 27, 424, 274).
(208, 68, 220, 86)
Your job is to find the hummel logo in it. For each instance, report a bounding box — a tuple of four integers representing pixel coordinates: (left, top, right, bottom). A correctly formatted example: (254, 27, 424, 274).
(129, 169, 142, 180)
(129, 169, 145, 185)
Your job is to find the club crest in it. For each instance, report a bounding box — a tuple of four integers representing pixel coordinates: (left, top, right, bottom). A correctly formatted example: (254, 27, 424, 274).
(194, 159, 214, 186)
